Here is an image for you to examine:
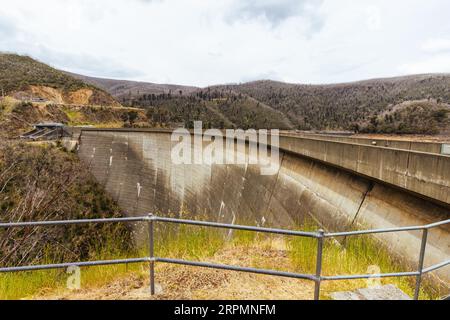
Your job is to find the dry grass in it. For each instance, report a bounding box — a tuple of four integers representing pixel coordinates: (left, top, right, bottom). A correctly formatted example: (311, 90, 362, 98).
(33, 238, 314, 300)
(0, 263, 145, 300)
(0, 97, 18, 115)
(0, 242, 143, 300)
(3, 221, 444, 300)
(287, 222, 440, 300)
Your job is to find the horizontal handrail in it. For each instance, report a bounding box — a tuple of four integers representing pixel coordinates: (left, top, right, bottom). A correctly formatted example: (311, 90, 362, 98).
(152, 216, 319, 238)
(1, 216, 448, 265)
(325, 219, 450, 238)
(0, 258, 150, 273)
(0, 216, 146, 228)
(2, 216, 448, 237)
(1, 214, 449, 300)
(422, 260, 450, 274)
(156, 258, 317, 281)
(322, 271, 420, 281)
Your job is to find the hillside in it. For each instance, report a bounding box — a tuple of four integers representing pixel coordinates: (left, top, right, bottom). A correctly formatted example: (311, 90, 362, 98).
(0, 141, 132, 268)
(0, 54, 151, 137)
(137, 91, 293, 129)
(0, 53, 119, 106)
(0, 98, 148, 138)
(1, 53, 449, 134)
(359, 99, 449, 135)
(77, 71, 450, 134)
(225, 75, 450, 133)
(69, 73, 198, 101)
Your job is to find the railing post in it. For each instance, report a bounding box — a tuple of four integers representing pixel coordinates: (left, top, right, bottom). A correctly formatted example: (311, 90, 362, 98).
(148, 213, 155, 295)
(314, 229, 325, 300)
(414, 228, 428, 300)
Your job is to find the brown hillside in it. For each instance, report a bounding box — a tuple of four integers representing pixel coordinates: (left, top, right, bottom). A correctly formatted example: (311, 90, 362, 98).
(69, 73, 198, 101)
(224, 75, 450, 132)
(70, 71, 450, 134)
(0, 53, 119, 106)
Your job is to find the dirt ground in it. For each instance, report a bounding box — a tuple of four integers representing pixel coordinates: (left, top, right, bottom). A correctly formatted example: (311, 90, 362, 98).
(33, 239, 315, 300)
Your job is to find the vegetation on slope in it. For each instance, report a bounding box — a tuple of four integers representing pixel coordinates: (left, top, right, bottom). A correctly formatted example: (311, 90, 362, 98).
(85, 72, 450, 134)
(0, 97, 148, 138)
(3, 53, 448, 134)
(0, 53, 87, 94)
(0, 142, 133, 267)
(126, 89, 293, 129)
(358, 100, 449, 134)
(227, 76, 450, 133)
(69, 73, 198, 101)
(0, 53, 118, 106)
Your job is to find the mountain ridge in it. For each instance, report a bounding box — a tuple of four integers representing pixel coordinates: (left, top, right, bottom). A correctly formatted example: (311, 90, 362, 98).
(68, 72, 199, 100)
(70, 70, 450, 133)
(70, 72, 450, 93)
(1, 53, 449, 134)
(0, 53, 119, 106)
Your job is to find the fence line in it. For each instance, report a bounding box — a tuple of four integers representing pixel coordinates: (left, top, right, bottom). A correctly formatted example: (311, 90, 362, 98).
(1, 214, 449, 300)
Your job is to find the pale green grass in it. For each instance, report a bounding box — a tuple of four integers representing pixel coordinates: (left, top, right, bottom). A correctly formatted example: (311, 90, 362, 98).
(63, 108, 83, 123)
(0, 224, 224, 300)
(155, 224, 225, 260)
(0, 234, 143, 300)
(1, 218, 443, 300)
(0, 262, 146, 300)
(0, 97, 18, 119)
(287, 220, 440, 300)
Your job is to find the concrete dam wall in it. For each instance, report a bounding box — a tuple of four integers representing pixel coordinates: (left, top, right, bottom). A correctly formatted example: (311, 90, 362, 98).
(77, 129, 449, 284)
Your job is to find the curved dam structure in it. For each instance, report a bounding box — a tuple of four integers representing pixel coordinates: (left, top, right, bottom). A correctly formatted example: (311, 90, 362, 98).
(76, 128, 450, 285)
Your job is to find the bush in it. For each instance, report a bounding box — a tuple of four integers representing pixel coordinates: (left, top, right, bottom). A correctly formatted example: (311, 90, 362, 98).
(0, 142, 133, 267)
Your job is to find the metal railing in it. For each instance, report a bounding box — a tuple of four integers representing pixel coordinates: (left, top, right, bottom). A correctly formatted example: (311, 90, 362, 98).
(0, 215, 449, 300)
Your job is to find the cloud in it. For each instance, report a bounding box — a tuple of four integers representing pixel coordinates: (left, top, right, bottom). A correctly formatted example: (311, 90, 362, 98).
(1, 0, 450, 86)
(421, 38, 450, 54)
(0, 15, 18, 39)
(226, 0, 324, 31)
(399, 54, 450, 74)
(365, 5, 382, 31)
(399, 37, 450, 75)
(0, 11, 142, 79)
(36, 48, 146, 79)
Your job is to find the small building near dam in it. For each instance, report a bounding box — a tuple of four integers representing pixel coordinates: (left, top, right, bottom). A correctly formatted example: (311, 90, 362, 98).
(20, 123, 70, 141)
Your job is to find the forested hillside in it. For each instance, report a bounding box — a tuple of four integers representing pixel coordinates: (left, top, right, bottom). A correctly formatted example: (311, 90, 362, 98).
(225, 75, 450, 133)
(132, 90, 293, 129)
(2, 53, 448, 134)
(82, 72, 450, 134)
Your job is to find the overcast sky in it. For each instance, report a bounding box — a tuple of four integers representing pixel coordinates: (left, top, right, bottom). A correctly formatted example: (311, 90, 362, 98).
(1, 0, 450, 86)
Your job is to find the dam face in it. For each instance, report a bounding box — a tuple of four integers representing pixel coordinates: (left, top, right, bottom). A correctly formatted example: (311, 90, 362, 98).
(77, 129, 449, 284)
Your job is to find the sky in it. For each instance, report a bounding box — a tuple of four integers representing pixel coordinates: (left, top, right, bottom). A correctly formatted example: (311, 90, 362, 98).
(0, 0, 450, 87)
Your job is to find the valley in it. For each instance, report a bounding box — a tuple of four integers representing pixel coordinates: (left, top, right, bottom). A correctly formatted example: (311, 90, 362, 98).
(1, 53, 448, 138)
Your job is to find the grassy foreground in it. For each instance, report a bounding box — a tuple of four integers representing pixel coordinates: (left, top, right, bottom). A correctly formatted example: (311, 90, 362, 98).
(0, 238, 144, 300)
(0, 219, 443, 300)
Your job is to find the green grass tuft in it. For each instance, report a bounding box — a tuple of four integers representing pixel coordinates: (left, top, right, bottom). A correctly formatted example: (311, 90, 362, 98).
(287, 220, 440, 300)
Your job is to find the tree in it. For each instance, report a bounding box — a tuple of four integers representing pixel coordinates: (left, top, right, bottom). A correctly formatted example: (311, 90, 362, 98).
(121, 111, 139, 127)
(128, 111, 138, 126)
